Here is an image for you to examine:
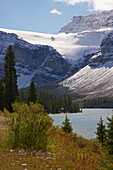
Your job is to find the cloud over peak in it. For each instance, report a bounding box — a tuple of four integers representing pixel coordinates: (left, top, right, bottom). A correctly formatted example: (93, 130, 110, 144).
(53, 0, 113, 11)
(50, 8, 62, 15)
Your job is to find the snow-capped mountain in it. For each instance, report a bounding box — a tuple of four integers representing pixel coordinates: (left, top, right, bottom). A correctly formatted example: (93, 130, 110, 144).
(1, 10, 113, 93)
(59, 10, 113, 34)
(61, 31, 113, 99)
(0, 31, 69, 89)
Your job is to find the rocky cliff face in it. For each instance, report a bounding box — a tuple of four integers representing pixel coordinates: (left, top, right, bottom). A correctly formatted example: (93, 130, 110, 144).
(89, 31, 113, 67)
(59, 10, 113, 33)
(0, 31, 69, 89)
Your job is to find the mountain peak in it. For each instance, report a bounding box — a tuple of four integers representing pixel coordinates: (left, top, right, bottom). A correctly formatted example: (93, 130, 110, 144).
(59, 10, 113, 33)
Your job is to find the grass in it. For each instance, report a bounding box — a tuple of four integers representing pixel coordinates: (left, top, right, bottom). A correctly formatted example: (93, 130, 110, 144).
(0, 115, 113, 169)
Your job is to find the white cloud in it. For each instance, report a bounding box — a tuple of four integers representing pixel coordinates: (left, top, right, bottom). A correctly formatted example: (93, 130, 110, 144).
(93, 0, 113, 11)
(50, 8, 62, 15)
(53, 0, 90, 6)
(53, 0, 113, 11)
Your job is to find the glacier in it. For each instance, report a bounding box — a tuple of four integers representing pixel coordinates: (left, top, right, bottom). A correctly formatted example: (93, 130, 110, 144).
(0, 27, 112, 65)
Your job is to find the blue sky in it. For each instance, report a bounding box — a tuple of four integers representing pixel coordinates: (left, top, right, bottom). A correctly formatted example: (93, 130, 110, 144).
(0, 0, 113, 34)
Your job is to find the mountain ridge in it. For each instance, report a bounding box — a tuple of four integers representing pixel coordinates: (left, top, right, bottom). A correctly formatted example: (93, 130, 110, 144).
(59, 9, 113, 33)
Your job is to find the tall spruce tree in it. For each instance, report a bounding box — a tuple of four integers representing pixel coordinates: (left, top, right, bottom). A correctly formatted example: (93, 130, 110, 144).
(4, 45, 18, 112)
(0, 79, 4, 110)
(95, 116, 106, 145)
(106, 115, 113, 155)
(27, 80, 37, 103)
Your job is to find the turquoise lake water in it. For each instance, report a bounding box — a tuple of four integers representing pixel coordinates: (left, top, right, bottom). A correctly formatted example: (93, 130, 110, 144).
(49, 109, 113, 139)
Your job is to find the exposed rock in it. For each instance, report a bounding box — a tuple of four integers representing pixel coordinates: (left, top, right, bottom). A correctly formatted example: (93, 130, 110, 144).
(89, 31, 113, 67)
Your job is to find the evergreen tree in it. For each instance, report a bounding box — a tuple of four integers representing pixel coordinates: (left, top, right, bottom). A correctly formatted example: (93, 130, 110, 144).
(61, 114, 73, 133)
(95, 116, 106, 145)
(63, 96, 68, 112)
(0, 79, 4, 110)
(17, 90, 27, 103)
(27, 80, 37, 103)
(106, 115, 113, 155)
(72, 103, 79, 113)
(37, 91, 80, 114)
(4, 45, 18, 112)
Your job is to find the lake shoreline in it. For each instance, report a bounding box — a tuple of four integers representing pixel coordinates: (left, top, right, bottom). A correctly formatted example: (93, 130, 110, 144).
(49, 111, 82, 114)
(49, 108, 113, 114)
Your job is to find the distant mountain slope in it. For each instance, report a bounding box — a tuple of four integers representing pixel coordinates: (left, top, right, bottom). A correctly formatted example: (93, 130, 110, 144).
(60, 31, 113, 99)
(59, 10, 113, 34)
(0, 31, 69, 89)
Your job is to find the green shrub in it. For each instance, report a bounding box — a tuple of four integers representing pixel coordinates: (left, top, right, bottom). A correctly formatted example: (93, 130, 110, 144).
(3, 102, 53, 151)
(89, 138, 102, 153)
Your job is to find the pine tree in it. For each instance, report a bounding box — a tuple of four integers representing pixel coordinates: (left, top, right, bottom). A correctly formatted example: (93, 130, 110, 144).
(67, 96, 72, 112)
(106, 115, 113, 155)
(27, 80, 37, 103)
(61, 114, 73, 133)
(0, 79, 4, 110)
(4, 45, 18, 112)
(95, 116, 106, 145)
